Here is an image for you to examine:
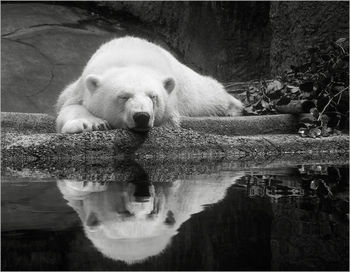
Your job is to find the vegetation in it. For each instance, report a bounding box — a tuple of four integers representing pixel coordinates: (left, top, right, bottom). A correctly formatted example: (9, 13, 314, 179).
(231, 38, 349, 138)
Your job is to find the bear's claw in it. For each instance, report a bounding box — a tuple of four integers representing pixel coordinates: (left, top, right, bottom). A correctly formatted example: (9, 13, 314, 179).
(61, 118, 110, 134)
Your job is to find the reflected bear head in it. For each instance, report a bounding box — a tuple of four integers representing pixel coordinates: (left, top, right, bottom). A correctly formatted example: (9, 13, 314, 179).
(57, 167, 243, 264)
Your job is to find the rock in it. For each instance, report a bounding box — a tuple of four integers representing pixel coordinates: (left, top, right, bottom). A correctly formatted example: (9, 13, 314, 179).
(95, 1, 272, 82)
(1, 3, 124, 115)
(2, 112, 348, 180)
(2, 39, 52, 113)
(0, 112, 301, 136)
(1, 112, 56, 134)
(2, 3, 88, 35)
(180, 115, 299, 136)
(270, 1, 349, 75)
(2, 124, 349, 164)
(92, 1, 349, 81)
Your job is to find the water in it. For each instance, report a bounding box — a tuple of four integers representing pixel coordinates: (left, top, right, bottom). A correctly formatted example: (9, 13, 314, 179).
(1, 161, 349, 271)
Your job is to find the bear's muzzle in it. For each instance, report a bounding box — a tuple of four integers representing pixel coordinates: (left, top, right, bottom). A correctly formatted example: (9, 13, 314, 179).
(132, 112, 151, 131)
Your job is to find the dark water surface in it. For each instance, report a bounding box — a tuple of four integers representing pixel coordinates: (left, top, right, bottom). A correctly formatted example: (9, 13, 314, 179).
(1, 163, 349, 271)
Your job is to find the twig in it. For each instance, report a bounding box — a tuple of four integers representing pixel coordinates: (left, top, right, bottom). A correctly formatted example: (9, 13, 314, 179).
(335, 42, 346, 54)
(321, 180, 334, 199)
(319, 81, 333, 97)
(317, 87, 349, 121)
(337, 91, 343, 104)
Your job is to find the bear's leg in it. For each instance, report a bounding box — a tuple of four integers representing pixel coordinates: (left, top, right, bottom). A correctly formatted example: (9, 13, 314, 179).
(57, 105, 110, 134)
(157, 108, 180, 129)
(226, 96, 244, 117)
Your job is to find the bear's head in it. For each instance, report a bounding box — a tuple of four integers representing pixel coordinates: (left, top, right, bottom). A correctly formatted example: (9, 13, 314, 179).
(57, 179, 177, 264)
(82, 67, 176, 131)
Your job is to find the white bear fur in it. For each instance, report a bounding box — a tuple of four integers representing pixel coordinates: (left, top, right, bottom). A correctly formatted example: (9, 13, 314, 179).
(56, 36, 243, 133)
(57, 171, 243, 264)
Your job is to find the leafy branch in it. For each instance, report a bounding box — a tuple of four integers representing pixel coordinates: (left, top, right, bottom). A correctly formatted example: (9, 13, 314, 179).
(230, 37, 349, 138)
(317, 87, 348, 121)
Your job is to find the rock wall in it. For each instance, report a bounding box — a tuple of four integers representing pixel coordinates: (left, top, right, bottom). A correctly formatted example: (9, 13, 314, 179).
(96, 1, 272, 82)
(95, 1, 349, 81)
(1, 3, 121, 115)
(270, 1, 349, 75)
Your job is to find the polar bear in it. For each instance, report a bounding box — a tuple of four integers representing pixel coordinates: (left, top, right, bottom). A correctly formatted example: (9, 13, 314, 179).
(57, 168, 243, 264)
(56, 37, 243, 133)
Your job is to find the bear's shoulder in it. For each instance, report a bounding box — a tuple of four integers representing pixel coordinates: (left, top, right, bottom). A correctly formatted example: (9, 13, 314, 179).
(84, 36, 175, 77)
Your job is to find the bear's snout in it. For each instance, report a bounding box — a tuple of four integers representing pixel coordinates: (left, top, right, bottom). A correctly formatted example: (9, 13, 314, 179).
(133, 112, 151, 131)
(132, 181, 152, 203)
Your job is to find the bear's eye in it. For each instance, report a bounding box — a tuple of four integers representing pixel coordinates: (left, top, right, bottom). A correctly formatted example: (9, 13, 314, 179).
(118, 95, 129, 100)
(149, 95, 157, 100)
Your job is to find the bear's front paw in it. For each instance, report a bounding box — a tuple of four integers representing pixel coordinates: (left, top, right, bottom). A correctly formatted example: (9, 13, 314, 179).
(61, 118, 110, 134)
(226, 100, 244, 117)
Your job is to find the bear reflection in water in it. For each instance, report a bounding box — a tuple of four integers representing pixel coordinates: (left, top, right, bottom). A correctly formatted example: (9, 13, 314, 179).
(57, 165, 243, 264)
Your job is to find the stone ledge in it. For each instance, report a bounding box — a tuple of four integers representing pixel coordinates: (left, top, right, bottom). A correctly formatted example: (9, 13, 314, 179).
(2, 127, 349, 161)
(1, 112, 348, 164)
(2, 112, 300, 136)
(181, 115, 299, 136)
(1, 112, 56, 134)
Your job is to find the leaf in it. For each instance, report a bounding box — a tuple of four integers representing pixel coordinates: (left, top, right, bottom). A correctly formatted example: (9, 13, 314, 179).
(300, 91, 312, 98)
(336, 38, 347, 44)
(298, 127, 308, 137)
(310, 107, 320, 119)
(249, 86, 259, 93)
(308, 127, 322, 138)
(287, 85, 300, 93)
(321, 126, 331, 137)
(266, 80, 283, 93)
(320, 114, 330, 127)
(310, 180, 319, 190)
(261, 99, 270, 109)
(243, 106, 258, 116)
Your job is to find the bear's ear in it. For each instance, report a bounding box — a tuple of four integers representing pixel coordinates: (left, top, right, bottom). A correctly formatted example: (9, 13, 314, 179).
(163, 77, 175, 94)
(85, 74, 101, 93)
(85, 212, 100, 230)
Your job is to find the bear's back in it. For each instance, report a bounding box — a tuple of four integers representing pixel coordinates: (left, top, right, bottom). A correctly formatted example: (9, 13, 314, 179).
(83, 37, 176, 77)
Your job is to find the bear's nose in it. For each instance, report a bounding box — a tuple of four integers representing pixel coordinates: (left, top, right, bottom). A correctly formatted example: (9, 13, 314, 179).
(133, 112, 150, 129)
(133, 182, 151, 202)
